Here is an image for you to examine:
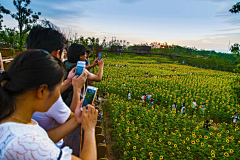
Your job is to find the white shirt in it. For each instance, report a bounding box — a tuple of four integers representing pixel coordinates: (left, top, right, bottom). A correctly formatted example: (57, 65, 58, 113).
(128, 93, 131, 99)
(232, 115, 239, 123)
(192, 102, 197, 108)
(0, 120, 72, 160)
(32, 96, 71, 148)
(181, 106, 186, 114)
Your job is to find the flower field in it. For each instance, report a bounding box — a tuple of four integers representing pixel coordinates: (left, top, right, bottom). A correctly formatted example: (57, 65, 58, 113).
(94, 52, 240, 159)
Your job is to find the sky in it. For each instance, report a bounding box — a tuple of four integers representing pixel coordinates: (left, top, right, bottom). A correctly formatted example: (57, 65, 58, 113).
(1, 0, 240, 53)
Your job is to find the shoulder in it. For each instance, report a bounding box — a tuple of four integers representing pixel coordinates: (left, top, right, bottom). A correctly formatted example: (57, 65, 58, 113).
(0, 123, 72, 160)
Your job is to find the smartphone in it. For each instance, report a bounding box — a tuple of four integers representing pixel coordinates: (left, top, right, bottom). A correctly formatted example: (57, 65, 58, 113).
(98, 52, 102, 60)
(75, 61, 85, 76)
(81, 86, 98, 110)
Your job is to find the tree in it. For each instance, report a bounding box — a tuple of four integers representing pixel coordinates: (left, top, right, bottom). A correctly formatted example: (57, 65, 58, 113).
(5, 0, 41, 51)
(0, 4, 11, 30)
(229, 2, 240, 13)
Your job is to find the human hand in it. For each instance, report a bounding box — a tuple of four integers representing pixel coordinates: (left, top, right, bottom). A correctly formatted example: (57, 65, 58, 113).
(82, 105, 98, 131)
(74, 99, 84, 124)
(67, 67, 76, 81)
(98, 59, 104, 67)
(72, 69, 88, 90)
(92, 59, 98, 67)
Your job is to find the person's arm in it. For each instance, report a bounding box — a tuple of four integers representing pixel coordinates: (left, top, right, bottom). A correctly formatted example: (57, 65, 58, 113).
(86, 59, 104, 82)
(69, 71, 88, 112)
(80, 105, 98, 160)
(61, 67, 76, 93)
(85, 59, 98, 71)
(46, 100, 84, 143)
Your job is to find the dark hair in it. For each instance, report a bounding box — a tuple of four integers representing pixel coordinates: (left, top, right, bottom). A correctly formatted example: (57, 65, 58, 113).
(67, 43, 86, 63)
(26, 26, 67, 59)
(86, 50, 91, 55)
(206, 120, 209, 123)
(0, 49, 66, 121)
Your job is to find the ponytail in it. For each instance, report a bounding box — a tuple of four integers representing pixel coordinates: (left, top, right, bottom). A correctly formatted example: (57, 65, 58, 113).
(0, 72, 15, 121)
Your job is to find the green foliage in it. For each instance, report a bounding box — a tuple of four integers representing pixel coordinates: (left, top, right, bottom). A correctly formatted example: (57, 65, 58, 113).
(2, 0, 41, 51)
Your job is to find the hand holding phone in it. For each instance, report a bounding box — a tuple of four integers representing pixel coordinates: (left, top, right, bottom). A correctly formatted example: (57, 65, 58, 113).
(76, 61, 86, 76)
(81, 86, 98, 111)
(98, 52, 102, 60)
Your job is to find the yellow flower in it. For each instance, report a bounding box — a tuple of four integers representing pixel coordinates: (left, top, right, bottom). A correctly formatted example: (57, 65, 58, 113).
(133, 157, 136, 160)
(191, 141, 195, 145)
(187, 147, 190, 150)
(149, 152, 153, 156)
(168, 142, 171, 145)
(222, 146, 224, 150)
(160, 156, 163, 159)
(204, 136, 208, 139)
(211, 153, 215, 158)
(224, 152, 229, 157)
(133, 146, 136, 149)
(201, 143, 204, 146)
(217, 133, 221, 137)
(126, 129, 129, 132)
(186, 137, 189, 141)
(127, 142, 130, 146)
(230, 149, 234, 153)
(124, 151, 127, 154)
(226, 130, 229, 133)
(211, 150, 215, 154)
(119, 133, 121, 136)
(196, 139, 200, 143)
(159, 138, 162, 142)
(183, 140, 186, 144)
(226, 139, 229, 143)
(174, 144, 177, 148)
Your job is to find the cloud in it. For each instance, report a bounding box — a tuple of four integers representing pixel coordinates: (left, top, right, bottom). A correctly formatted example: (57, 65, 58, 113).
(214, 28, 240, 32)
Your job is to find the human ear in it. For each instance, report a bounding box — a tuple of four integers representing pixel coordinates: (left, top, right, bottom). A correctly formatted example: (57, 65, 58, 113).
(37, 84, 49, 99)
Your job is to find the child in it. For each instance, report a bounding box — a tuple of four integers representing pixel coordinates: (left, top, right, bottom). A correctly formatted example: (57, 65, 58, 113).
(180, 103, 186, 115)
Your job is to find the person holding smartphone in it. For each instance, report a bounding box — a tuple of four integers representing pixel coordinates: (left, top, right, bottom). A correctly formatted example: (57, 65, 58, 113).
(26, 26, 88, 153)
(62, 43, 104, 155)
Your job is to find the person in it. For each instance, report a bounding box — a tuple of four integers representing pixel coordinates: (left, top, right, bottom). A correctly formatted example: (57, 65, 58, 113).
(26, 26, 87, 151)
(62, 43, 103, 108)
(0, 49, 98, 160)
(203, 120, 211, 136)
(97, 94, 101, 107)
(201, 102, 205, 114)
(128, 91, 131, 100)
(150, 97, 154, 105)
(60, 43, 103, 155)
(232, 112, 239, 125)
(180, 103, 186, 115)
(0, 52, 4, 73)
(103, 87, 106, 98)
(172, 102, 177, 111)
(146, 93, 152, 102)
(140, 94, 146, 103)
(122, 83, 125, 88)
(192, 99, 198, 116)
(62, 48, 68, 62)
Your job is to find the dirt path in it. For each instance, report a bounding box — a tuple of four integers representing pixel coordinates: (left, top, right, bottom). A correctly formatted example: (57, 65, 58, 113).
(101, 98, 118, 160)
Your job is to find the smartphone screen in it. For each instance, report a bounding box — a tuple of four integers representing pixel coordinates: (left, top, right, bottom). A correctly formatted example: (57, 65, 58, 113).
(76, 61, 85, 76)
(98, 52, 102, 60)
(81, 86, 98, 110)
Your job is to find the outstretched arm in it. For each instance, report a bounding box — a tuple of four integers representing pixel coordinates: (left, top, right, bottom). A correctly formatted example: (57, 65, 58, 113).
(87, 59, 104, 82)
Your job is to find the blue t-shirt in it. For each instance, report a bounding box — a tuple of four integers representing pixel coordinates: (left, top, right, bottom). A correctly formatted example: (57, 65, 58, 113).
(85, 59, 89, 66)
